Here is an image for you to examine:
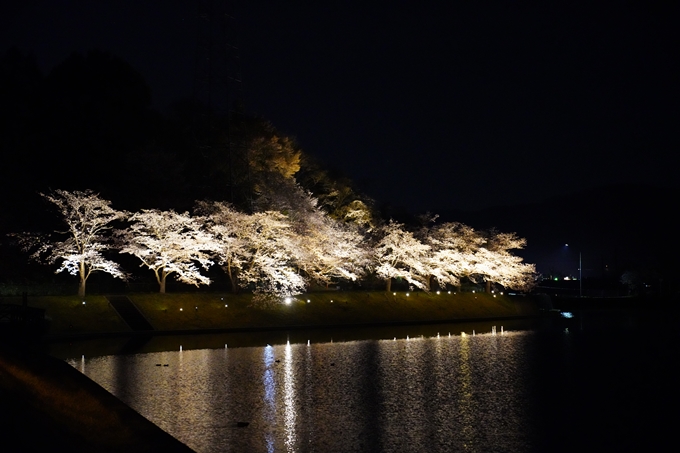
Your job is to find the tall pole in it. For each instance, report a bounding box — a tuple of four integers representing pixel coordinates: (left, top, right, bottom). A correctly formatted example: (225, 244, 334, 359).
(579, 252, 582, 298)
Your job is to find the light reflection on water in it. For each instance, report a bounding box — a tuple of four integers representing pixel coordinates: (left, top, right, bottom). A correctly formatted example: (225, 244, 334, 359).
(70, 330, 535, 453)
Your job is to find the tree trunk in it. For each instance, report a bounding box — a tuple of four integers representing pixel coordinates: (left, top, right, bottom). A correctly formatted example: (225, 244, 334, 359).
(78, 279, 86, 298)
(485, 280, 491, 293)
(386, 278, 392, 292)
(226, 264, 239, 294)
(78, 260, 87, 298)
(160, 276, 166, 294)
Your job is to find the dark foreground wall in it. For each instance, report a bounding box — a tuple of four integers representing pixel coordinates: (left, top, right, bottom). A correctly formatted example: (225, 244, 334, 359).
(0, 344, 194, 453)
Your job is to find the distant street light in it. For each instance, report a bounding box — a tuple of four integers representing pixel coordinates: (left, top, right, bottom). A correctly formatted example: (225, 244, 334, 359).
(565, 244, 582, 298)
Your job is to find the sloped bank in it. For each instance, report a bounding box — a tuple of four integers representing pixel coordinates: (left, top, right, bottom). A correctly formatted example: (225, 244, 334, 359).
(14, 291, 544, 338)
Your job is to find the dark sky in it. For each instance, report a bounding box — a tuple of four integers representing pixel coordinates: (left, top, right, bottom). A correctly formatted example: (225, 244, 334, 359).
(2, 0, 678, 213)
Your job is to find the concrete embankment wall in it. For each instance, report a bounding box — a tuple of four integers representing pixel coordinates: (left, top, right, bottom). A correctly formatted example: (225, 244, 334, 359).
(0, 343, 194, 453)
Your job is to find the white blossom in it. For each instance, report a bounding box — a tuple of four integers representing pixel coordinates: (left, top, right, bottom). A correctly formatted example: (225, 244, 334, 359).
(373, 220, 431, 291)
(469, 230, 537, 292)
(197, 201, 251, 292)
(119, 209, 218, 293)
(238, 211, 307, 298)
(287, 193, 370, 287)
(417, 221, 536, 293)
(19, 190, 128, 297)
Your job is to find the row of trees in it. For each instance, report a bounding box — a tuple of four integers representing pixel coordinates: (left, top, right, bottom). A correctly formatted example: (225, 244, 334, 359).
(14, 190, 536, 299)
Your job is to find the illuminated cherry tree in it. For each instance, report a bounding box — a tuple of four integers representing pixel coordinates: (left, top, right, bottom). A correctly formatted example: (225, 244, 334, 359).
(464, 230, 536, 292)
(373, 220, 431, 291)
(251, 184, 370, 289)
(423, 222, 484, 290)
(119, 209, 218, 293)
(417, 221, 536, 293)
(200, 200, 305, 298)
(237, 211, 307, 299)
(197, 201, 251, 293)
(289, 197, 370, 288)
(18, 190, 128, 297)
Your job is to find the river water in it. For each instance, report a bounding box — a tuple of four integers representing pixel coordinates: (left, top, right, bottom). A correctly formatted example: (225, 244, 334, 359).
(59, 310, 677, 452)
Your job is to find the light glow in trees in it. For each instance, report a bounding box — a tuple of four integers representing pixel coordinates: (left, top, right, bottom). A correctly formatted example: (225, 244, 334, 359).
(373, 220, 431, 292)
(21, 190, 128, 297)
(202, 194, 368, 300)
(197, 201, 250, 293)
(119, 209, 218, 293)
(424, 222, 484, 291)
(284, 190, 369, 288)
(14, 187, 536, 298)
(200, 201, 306, 299)
(293, 209, 369, 288)
(237, 211, 307, 299)
(471, 231, 537, 293)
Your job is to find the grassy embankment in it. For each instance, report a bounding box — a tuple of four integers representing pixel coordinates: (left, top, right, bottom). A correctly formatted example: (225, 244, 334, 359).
(8, 290, 540, 336)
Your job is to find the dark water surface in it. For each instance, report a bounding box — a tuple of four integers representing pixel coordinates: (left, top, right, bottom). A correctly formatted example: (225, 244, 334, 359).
(62, 311, 678, 452)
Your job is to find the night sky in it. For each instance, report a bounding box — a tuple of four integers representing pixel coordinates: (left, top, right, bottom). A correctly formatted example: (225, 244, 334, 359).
(2, 0, 678, 213)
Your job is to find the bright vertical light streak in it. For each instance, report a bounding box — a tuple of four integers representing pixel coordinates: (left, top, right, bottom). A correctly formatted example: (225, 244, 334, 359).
(263, 345, 276, 453)
(458, 334, 475, 444)
(284, 341, 297, 451)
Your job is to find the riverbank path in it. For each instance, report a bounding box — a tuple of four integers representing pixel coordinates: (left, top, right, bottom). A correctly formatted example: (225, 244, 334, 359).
(106, 296, 155, 331)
